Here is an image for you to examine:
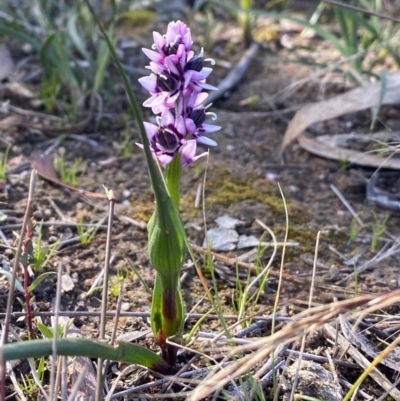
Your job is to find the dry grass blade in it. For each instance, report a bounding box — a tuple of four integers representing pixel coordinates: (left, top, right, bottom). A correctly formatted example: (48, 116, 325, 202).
(49, 262, 63, 400)
(325, 324, 400, 401)
(188, 290, 400, 400)
(1, 169, 37, 399)
(340, 317, 400, 372)
(96, 187, 115, 401)
(289, 231, 320, 401)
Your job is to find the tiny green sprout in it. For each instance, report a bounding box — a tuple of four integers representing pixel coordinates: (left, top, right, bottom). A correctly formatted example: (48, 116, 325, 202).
(109, 273, 124, 298)
(32, 220, 59, 273)
(370, 212, 388, 252)
(349, 217, 361, 242)
(338, 158, 351, 170)
(76, 217, 99, 246)
(18, 375, 39, 398)
(55, 150, 84, 187)
(40, 68, 62, 113)
(122, 126, 134, 159)
(0, 145, 11, 180)
(194, 163, 202, 179)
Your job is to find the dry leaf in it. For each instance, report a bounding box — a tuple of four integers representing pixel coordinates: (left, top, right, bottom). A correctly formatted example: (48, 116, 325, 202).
(298, 131, 400, 169)
(31, 151, 106, 199)
(281, 73, 400, 151)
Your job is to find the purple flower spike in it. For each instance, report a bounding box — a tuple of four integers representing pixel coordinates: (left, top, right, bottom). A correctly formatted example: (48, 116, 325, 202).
(139, 21, 220, 167)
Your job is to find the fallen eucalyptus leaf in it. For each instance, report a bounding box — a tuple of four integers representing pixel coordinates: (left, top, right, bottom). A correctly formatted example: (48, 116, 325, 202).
(282, 73, 400, 158)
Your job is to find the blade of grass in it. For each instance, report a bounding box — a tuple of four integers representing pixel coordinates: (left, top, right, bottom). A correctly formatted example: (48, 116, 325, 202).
(370, 70, 387, 130)
(237, 225, 277, 323)
(49, 261, 63, 401)
(289, 231, 321, 401)
(271, 183, 289, 401)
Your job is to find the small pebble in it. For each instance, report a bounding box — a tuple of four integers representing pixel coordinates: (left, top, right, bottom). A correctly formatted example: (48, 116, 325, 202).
(32, 210, 44, 220)
(71, 272, 79, 283)
(121, 302, 131, 311)
(84, 278, 93, 288)
(44, 209, 52, 217)
(48, 235, 59, 244)
(61, 274, 74, 292)
(266, 172, 279, 181)
(122, 189, 130, 198)
(4, 248, 13, 257)
(77, 293, 87, 301)
(75, 300, 86, 311)
(203, 227, 239, 251)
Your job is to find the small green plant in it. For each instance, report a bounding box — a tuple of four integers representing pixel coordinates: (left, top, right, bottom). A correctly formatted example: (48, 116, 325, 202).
(55, 152, 83, 187)
(109, 273, 124, 298)
(0, 145, 11, 180)
(76, 216, 99, 246)
(0, 0, 114, 119)
(238, 0, 254, 45)
(31, 220, 59, 273)
(336, 1, 400, 71)
(121, 126, 134, 159)
(17, 374, 40, 398)
(349, 217, 361, 242)
(236, 241, 269, 326)
(370, 212, 388, 252)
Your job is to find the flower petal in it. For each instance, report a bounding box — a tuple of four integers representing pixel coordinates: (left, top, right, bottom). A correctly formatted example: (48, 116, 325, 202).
(180, 139, 197, 166)
(144, 122, 159, 140)
(199, 123, 221, 134)
(196, 136, 217, 147)
(139, 75, 157, 92)
(142, 48, 163, 63)
(153, 31, 165, 53)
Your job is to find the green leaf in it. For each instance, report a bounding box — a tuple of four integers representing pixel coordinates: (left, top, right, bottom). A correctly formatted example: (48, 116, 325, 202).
(28, 272, 56, 293)
(36, 322, 54, 339)
(147, 199, 186, 289)
(151, 274, 184, 364)
(370, 70, 387, 130)
(94, 38, 111, 92)
(67, 13, 91, 62)
(2, 338, 169, 373)
(151, 273, 163, 339)
(202, 1, 347, 55)
(0, 23, 41, 50)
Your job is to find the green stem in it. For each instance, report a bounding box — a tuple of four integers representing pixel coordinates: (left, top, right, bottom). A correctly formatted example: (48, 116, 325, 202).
(165, 153, 182, 209)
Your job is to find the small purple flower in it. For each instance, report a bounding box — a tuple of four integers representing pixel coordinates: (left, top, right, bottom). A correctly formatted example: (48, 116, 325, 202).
(137, 110, 207, 167)
(138, 21, 220, 167)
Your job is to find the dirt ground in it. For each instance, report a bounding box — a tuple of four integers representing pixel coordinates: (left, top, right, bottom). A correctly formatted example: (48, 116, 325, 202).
(2, 10, 400, 401)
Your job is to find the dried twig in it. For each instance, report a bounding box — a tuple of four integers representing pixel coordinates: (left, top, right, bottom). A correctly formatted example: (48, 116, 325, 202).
(96, 187, 115, 401)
